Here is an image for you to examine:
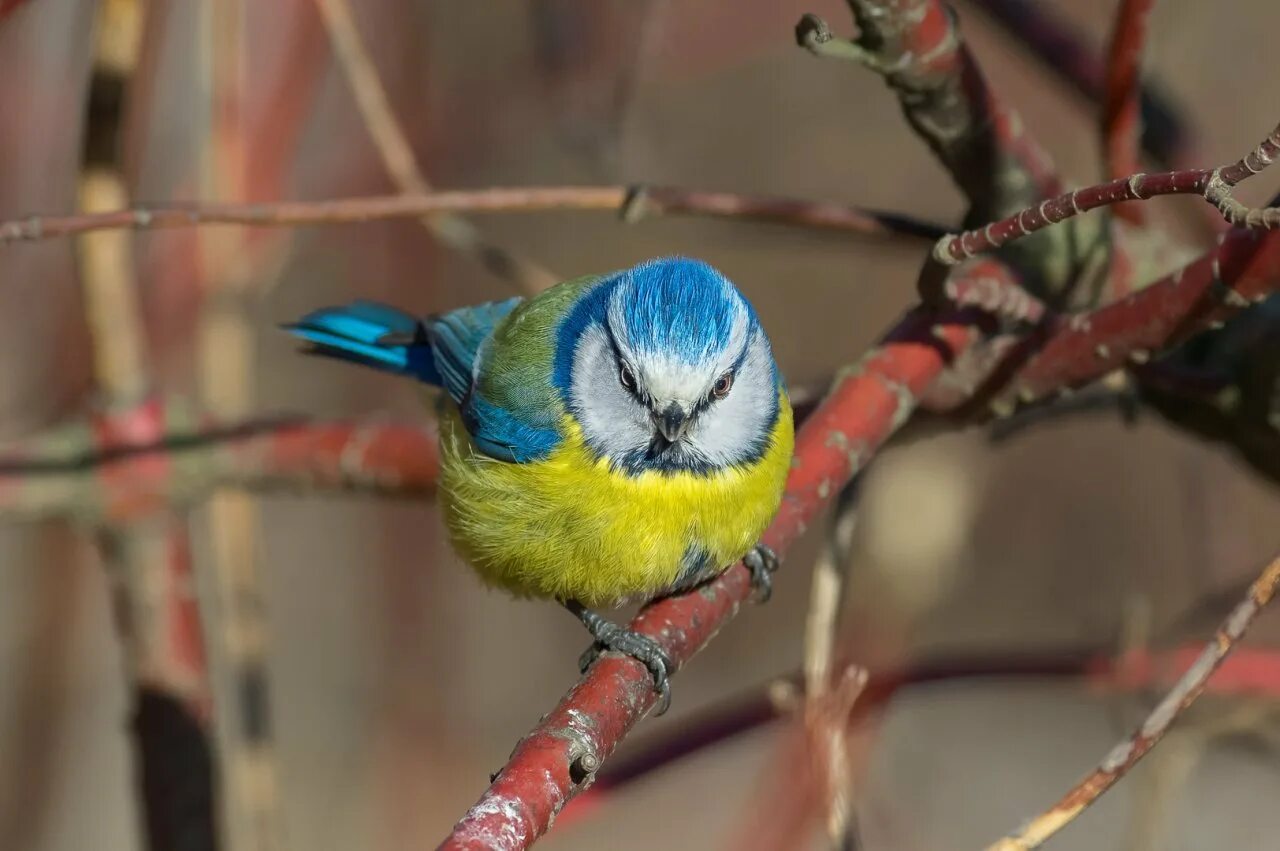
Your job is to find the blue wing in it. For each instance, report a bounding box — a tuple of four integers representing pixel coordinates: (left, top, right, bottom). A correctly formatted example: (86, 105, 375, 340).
(423, 298, 522, 403)
(460, 393, 561, 462)
(284, 296, 562, 463)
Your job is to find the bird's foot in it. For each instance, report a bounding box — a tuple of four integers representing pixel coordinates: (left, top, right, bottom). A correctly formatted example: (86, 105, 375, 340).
(565, 602, 674, 716)
(743, 543, 780, 603)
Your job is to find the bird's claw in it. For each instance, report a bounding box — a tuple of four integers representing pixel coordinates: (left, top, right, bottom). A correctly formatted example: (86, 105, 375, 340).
(744, 543, 779, 603)
(578, 624, 674, 716)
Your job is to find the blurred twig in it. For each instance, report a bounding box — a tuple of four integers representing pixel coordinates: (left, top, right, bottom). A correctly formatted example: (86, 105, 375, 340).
(312, 0, 557, 293)
(967, 0, 1191, 170)
(80, 3, 219, 849)
(985, 552, 1280, 851)
(801, 484, 866, 849)
(0, 414, 441, 523)
(197, 4, 284, 844)
(0, 184, 948, 245)
(987, 374, 1139, 442)
(561, 637, 1280, 827)
(1102, 0, 1155, 225)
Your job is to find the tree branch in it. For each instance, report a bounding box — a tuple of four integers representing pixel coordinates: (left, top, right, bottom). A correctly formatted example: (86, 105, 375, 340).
(559, 640, 1280, 828)
(81, 7, 219, 848)
(968, 0, 1190, 170)
(933, 119, 1280, 265)
(0, 184, 946, 246)
(997, 225, 1280, 407)
(984, 552, 1280, 851)
(0, 414, 440, 523)
(801, 482, 867, 848)
(797, 1, 1062, 216)
(1103, 0, 1156, 225)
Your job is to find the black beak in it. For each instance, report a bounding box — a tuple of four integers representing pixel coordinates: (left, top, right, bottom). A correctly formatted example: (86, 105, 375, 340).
(656, 402, 690, 443)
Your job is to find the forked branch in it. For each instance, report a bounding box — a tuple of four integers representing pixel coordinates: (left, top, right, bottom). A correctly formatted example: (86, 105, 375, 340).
(933, 120, 1280, 265)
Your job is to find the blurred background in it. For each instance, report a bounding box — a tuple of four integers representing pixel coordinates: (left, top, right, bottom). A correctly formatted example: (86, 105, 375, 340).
(1, 1, 1278, 849)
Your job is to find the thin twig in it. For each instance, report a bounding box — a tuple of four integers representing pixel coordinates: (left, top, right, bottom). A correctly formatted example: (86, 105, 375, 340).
(1102, 0, 1156, 225)
(312, 0, 557, 293)
(984, 553, 1280, 851)
(802, 484, 865, 847)
(933, 120, 1280, 265)
(0, 185, 946, 245)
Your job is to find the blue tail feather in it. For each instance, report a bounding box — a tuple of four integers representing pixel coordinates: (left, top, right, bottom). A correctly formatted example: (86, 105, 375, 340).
(283, 300, 442, 385)
(283, 297, 524, 401)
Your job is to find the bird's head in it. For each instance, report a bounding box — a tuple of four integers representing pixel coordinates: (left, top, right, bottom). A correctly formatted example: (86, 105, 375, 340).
(560, 257, 782, 475)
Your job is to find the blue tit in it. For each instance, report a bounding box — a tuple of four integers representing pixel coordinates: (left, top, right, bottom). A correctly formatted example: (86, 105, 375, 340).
(285, 257, 794, 710)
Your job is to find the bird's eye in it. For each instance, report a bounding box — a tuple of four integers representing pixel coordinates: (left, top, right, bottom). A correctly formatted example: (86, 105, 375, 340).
(710, 371, 734, 400)
(619, 362, 637, 393)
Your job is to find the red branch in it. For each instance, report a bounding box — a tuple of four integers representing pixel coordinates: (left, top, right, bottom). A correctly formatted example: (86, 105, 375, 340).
(1103, 0, 1155, 224)
(1006, 226, 1280, 404)
(933, 119, 1280, 264)
(0, 414, 440, 523)
(970, 0, 1190, 167)
(438, 309, 980, 850)
(936, 168, 1210, 263)
(799, 2, 1062, 217)
(91, 401, 211, 716)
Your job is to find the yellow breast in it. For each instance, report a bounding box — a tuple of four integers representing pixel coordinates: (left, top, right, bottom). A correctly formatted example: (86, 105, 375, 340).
(436, 395, 794, 607)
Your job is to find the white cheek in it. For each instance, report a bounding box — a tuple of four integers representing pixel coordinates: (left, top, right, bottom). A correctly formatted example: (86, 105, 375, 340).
(570, 324, 652, 458)
(686, 333, 776, 466)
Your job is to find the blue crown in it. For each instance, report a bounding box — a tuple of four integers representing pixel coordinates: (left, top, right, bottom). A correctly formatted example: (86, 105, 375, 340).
(614, 257, 748, 363)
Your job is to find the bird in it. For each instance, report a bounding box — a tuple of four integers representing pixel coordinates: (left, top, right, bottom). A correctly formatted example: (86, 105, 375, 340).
(283, 256, 794, 712)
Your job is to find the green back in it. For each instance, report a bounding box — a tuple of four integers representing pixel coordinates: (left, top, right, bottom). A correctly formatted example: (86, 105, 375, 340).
(473, 274, 600, 432)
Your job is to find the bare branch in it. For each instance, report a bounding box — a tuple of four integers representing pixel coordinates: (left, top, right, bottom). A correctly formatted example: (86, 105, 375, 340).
(1103, 0, 1156, 225)
(984, 553, 1280, 851)
(933, 120, 1280, 265)
(0, 414, 441, 523)
(797, 2, 1063, 218)
(998, 225, 1280, 408)
(802, 482, 866, 847)
(970, 0, 1190, 170)
(0, 185, 946, 246)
